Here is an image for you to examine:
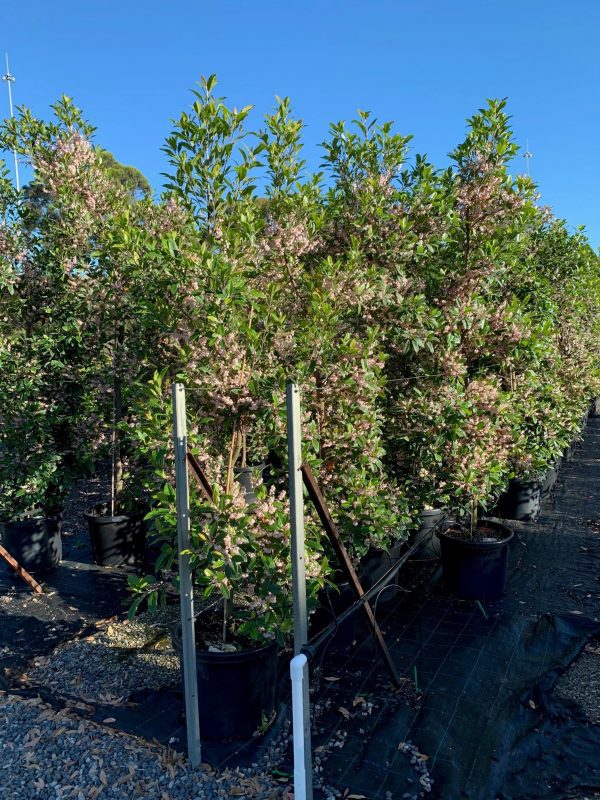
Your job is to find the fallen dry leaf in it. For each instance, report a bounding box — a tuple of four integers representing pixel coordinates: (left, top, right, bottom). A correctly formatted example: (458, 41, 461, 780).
(338, 706, 353, 719)
(102, 717, 116, 724)
(98, 693, 125, 706)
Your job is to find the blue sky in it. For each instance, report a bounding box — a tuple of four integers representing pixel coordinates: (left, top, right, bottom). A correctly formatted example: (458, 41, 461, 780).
(2, 1, 599, 247)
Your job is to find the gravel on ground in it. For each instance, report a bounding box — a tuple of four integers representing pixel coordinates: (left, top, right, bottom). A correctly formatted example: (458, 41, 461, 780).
(25, 607, 181, 703)
(0, 693, 293, 800)
(554, 638, 600, 724)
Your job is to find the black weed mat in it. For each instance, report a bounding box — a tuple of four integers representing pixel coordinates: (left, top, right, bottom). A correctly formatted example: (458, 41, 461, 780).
(1, 423, 600, 797)
(306, 418, 600, 799)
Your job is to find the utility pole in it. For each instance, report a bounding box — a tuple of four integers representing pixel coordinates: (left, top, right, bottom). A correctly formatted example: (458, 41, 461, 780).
(2, 53, 20, 191)
(524, 138, 532, 178)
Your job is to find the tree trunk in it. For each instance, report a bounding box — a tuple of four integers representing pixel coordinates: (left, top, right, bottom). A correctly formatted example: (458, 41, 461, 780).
(111, 328, 125, 515)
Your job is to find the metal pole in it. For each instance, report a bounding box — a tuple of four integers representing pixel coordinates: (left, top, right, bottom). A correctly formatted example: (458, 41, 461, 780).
(524, 138, 532, 179)
(172, 382, 201, 768)
(286, 381, 313, 800)
(287, 381, 308, 650)
(2, 54, 20, 191)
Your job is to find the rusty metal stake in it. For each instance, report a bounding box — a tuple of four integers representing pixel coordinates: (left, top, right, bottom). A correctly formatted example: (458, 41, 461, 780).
(301, 463, 402, 687)
(0, 543, 43, 594)
(186, 451, 213, 503)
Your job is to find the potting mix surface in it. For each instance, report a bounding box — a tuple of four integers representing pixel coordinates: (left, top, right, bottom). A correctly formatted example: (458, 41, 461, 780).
(1, 422, 599, 799)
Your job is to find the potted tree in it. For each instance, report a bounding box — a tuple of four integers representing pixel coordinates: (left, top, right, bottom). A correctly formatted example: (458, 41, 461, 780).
(83, 342, 147, 567)
(498, 372, 588, 518)
(434, 379, 515, 600)
(0, 345, 66, 574)
(0, 99, 149, 568)
(128, 374, 327, 740)
(0, 431, 65, 574)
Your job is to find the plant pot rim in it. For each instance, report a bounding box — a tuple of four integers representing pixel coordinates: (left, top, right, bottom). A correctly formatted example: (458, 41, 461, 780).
(362, 536, 406, 557)
(172, 624, 278, 663)
(420, 507, 446, 517)
(509, 475, 543, 487)
(436, 518, 514, 550)
(84, 504, 145, 524)
(0, 506, 64, 525)
(233, 463, 268, 474)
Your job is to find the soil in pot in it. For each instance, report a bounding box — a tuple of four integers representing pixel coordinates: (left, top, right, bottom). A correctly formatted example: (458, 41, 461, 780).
(84, 504, 145, 567)
(0, 507, 63, 573)
(436, 519, 514, 600)
(495, 478, 541, 521)
(172, 613, 278, 741)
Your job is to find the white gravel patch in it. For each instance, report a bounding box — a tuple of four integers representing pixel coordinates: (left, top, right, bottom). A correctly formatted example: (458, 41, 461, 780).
(554, 639, 600, 724)
(25, 609, 181, 703)
(0, 694, 292, 800)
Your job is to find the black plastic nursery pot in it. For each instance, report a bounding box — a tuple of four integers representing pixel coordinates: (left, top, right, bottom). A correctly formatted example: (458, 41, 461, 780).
(358, 540, 405, 590)
(418, 508, 445, 535)
(233, 463, 267, 505)
(408, 508, 446, 556)
(84, 504, 146, 567)
(541, 461, 560, 498)
(310, 581, 358, 653)
(172, 627, 278, 741)
(0, 507, 63, 573)
(436, 519, 514, 600)
(495, 477, 542, 521)
(358, 540, 410, 608)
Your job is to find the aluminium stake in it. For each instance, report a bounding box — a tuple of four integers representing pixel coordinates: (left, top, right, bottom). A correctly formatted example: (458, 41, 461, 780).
(172, 383, 201, 769)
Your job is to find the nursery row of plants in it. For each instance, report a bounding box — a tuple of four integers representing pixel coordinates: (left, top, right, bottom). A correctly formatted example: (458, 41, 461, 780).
(1, 78, 599, 667)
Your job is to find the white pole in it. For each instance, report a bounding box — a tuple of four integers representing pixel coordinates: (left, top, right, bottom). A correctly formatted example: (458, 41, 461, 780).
(2, 54, 20, 192)
(290, 654, 310, 800)
(172, 382, 201, 769)
(286, 381, 313, 800)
